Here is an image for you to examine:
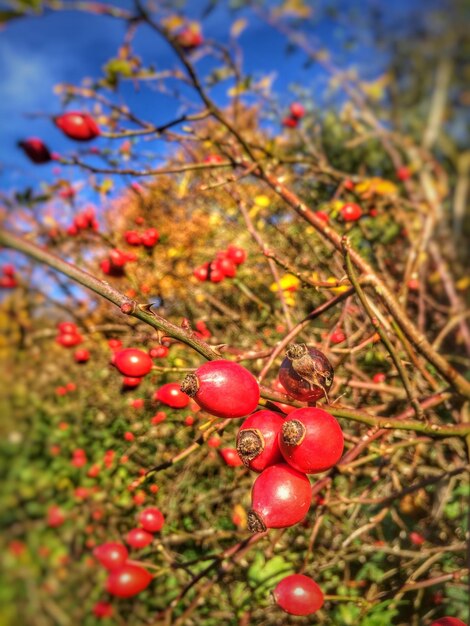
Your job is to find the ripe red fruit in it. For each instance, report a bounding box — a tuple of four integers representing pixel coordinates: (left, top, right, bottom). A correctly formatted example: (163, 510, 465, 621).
(58, 322, 78, 335)
(140, 227, 159, 247)
(47, 505, 65, 528)
(124, 431, 135, 442)
(207, 435, 221, 448)
(138, 507, 165, 533)
(279, 407, 344, 474)
(343, 179, 355, 190)
(219, 447, 244, 467)
(56, 332, 83, 348)
(18, 138, 52, 164)
(397, 166, 411, 181)
(180, 360, 260, 419)
(176, 27, 203, 50)
(282, 116, 298, 128)
(114, 349, 153, 377)
(155, 383, 190, 408)
(54, 112, 100, 141)
(216, 256, 237, 278)
(93, 601, 113, 618)
(204, 154, 223, 164)
(430, 619, 467, 626)
(149, 345, 169, 359)
(226, 245, 247, 265)
(236, 410, 284, 472)
(274, 574, 324, 616)
(124, 230, 142, 246)
(208, 264, 224, 283)
(193, 263, 209, 281)
(248, 463, 312, 532)
(340, 202, 362, 222)
(279, 344, 334, 403)
(108, 338, 122, 351)
(106, 564, 152, 598)
(151, 411, 167, 425)
(93, 542, 128, 570)
(125, 528, 154, 549)
(184, 415, 195, 426)
(74, 349, 90, 363)
(122, 376, 142, 389)
(409, 531, 425, 546)
(330, 328, 346, 344)
(315, 210, 329, 223)
(109, 248, 129, 268)
(372, 372, 386, 384)
(289, 102, 305, 119)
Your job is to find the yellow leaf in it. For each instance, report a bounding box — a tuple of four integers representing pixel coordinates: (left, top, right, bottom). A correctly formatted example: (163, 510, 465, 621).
(456, 276, 470, 291)
(230, 18, 247, 38)
(254, 194, 270, 207)
(355, 177, 398, 197)
(162, 15, 184, 31)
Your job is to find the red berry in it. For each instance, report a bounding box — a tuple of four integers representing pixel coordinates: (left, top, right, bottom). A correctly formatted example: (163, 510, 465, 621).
(340, 202, 362, 222)
(108, 338, 122, 351)
(282, 116, 298, 128)
(289, 102, 305, 119)
(184, 415, 195, 426)
(151, 411, 167, 424)
(125, 528, 154, 549)
(93, 542, 128, 570)
(372, 372, 386, 384)
(236, 410, 284, 472)
(274, 574, 324, 616)
(216, 256, 237, 278)
(66, 382, 76, 392)
(93, 601, 113, 618)
(409, 531, 425, 546)
(149, 345, 169, 359)
(47, 505, 65, 528)
(193, 263, 209, 281)
(204, 154, 223, 164)
(180, 360, 260, 419)
(279, 407, 344, 474)
(106, 564, 152, 597)
(208, 265, 224, 283)
(114, 349, 153, 377)
(54, 112, 100, 141)
(207, 435, 221, 448)
(124, 230, 142, 246)
(122, 376, 142, 389)
(130, 398, 144, 409)
(343, 179, 355, 190)
(397, 166, 411, 181)
(226, 245, 247, 265)
(431, 619, 467, 626)
(155, 382, 190, 408)
(248, 463, 312, 532)
(18, 138, 52, 164)
(315, 211, 329, 223)
(330, 329, 346, 344)
(219, 448, 244, 467)
(124, 431, 135, 442)
(176, 27, 203, 50)
(58, 322, 78, 335)
(138, 507, 165, 533)
(74, 349, 90, 363)
(56, 333, 83, 348)
(279, 344, 334, 403)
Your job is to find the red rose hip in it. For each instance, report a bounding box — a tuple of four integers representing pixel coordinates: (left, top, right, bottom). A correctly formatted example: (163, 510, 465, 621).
(106, 564, 152, 597)
(274, 574, 324, 616)
(248, 463, 312, 532)
(125, 528, 154, 549)
(236, 410, 284, 472)
(431, 620, 467, 626)
(93, 542, 128, 570)
(138, 507, 165, 532)
(114, 349, 153, 377)
(180, 360, 260, 419)
(279, 407, 344, 474)
(155, 382, 190, 408)
(54, 111, 100, 141)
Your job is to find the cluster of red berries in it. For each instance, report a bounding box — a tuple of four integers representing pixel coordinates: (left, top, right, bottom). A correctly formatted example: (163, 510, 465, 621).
(92, 507, 164, 601)
(56, 321, 84, 348)
(193, 245, 247, 283)
(100, 248, 137, 276)
(55, 382, 77, 396)
(66, 206, 99, 237)
(124, 227, 160, 248)
(282, 102, 306, 128)
(0, 265, 18, 289)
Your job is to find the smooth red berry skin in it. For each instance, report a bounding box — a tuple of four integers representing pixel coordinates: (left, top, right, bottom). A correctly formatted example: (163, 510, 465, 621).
(282, 116, 298, 128)
(409, 532, 425, 546)
(149, 345, 169, 359)
(176, 28, 203, 50)
(216, 257, 237, 278)
(219, 447, 244, 467)
(181, 360, 260, 419)
(125, 528, 154, 549)
(18, 138, 52, 163)
(397, 166, 411, 181)
(274, 574, 324, 616)
(226, 245, 247, 265)
(74, 349, 90, 363)
(340, 202, 362, 222)
(237, 410, 284, 472)
(372, 372, 386, 384)
(108, 338, 122, 351)
(114, 349, 153, 377)
(55, 112, 100, 141)
(58, 322, 78, 334)
(106, 564, 152, 598)
(289, 102, 305, 119)
(193, 264, 209, 281)
(122, 376, 142, 389)
(56, 333, 83, 348)
(93, 601, 113, 618)
(279, 408, 344, 474)
(138, 507, 165, 533)
(155, 383, 190, 408)
(330, 329, 346, 344)
(93, 542, 128, 570)
(430, 619, 467, 626)
(249, 463, 312, 531)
